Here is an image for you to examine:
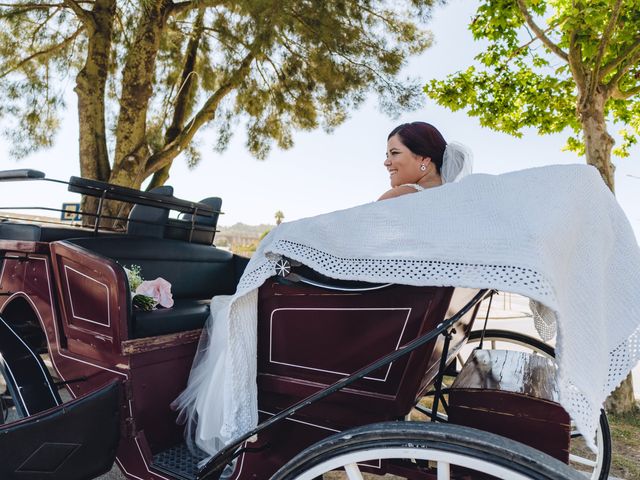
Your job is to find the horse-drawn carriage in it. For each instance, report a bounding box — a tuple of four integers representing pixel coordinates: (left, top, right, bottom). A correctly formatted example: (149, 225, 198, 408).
(0, 168, 628, 479)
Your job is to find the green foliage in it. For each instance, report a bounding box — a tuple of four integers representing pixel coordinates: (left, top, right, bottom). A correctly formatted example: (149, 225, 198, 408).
(124, 263, 156, 310)
(124, 264, 144, 291)
(0, 0, 437, 172)
(425, 0, 640, 158)
(0, 6, 80, 158)
(132, 294, 157, 311)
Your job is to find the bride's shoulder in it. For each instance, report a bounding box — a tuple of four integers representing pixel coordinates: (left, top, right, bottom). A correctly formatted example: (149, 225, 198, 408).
(377, 185, 421, 201)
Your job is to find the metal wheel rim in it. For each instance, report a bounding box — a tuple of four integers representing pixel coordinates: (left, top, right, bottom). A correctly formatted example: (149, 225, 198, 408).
(290, 446, 535, 480)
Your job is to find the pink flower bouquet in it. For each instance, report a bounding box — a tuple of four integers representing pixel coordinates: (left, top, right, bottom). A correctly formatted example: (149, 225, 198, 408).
(125, 265, 174, 311)
(136, 277, 174, 309)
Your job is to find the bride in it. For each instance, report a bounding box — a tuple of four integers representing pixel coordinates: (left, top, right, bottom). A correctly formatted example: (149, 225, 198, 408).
(171, 121, 474, 456)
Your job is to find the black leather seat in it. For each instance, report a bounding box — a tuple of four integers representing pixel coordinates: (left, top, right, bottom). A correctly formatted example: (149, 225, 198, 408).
(0, 221, 119, 242)
(126, 185, 173, 238)
(66, 237, 245, 339)
(164, 196, 222, 245)
(131, 299, 211, 338)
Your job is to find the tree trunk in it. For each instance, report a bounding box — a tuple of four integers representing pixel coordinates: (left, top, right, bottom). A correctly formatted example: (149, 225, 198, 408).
(606, 373, 637, 413)
(580, 91, 615, 191)
(97, 3, 170, 227)
(73, 0, 116, 225)
(580, 90, 637, 414)
(110, 2, 170, 192)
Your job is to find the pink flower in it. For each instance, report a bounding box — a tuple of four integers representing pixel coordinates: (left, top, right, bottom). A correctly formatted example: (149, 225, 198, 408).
(135, 277, 174, 308)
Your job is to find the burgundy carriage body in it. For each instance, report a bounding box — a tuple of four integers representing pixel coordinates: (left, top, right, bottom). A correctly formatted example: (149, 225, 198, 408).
(1, 225, 482, 479)
(230, 279, 482, 479)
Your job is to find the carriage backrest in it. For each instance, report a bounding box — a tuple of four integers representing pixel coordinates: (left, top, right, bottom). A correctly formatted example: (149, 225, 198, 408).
(256, 278, 480, 429)
(126, 185, 174, 238)
(165, 197, 222, 245)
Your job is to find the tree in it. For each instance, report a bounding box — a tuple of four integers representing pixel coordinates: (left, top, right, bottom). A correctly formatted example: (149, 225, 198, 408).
(426, 0, 640, 191)
(425, 0, 639, 412)
(274, 210, 284, 225)
(0, 0, 436, 219)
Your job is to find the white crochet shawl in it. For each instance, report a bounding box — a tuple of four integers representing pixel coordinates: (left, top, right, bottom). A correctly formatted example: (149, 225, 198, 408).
(175, 164, 640, 454)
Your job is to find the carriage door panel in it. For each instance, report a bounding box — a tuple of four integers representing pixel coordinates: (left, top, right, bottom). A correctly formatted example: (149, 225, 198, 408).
(0, 380, 121, 480)
(257, 279, 454, 425)
(50, 241, 130, 355)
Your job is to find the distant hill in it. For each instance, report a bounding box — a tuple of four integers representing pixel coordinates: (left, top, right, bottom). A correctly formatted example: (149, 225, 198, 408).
(218, 223, 274, 238)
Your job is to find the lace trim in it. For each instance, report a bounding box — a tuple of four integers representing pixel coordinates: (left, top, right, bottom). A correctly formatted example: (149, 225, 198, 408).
(270, 240, 556, 300)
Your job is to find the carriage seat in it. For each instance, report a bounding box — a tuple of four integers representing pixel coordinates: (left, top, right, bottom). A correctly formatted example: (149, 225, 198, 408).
(126, 186, 221, 245)
(131, 299, 211, 338)
(164, 196, 222, 245)
(66, 236, 244, 338)
(126, 185, 173, 238)
(0, 220, 121, 242)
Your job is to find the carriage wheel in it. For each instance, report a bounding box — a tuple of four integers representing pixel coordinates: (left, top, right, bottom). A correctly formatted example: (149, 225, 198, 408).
(459, 329, 612, 480)
(271, 422, 584, 480)
(465, 329, 555, 359)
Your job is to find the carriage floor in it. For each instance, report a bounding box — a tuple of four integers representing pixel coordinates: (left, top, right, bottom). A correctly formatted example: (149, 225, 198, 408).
(152, 443, 208, 480)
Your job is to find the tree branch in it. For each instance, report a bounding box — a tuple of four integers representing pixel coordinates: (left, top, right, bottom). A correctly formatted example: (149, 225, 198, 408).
(606, 45, 640, 93)
(568, 26, 587, 92)
(170, 0, 223, 16)
(611, 83, 640, 100)
(62, 0, 94, 28)
(287, 7, 394, 89)
(0, 27, 84, 79)
(592, 0, 622, 89)
(515, 0, 568, 62)
(144, 49, 256, 175)
(0, 0, 92, 19)
(148, 7, 205, 189)
(0, 2, 64, 7)
(501, 23, 558, 66)
(601, 37, 640, 80)
(30, 5, 63, 45)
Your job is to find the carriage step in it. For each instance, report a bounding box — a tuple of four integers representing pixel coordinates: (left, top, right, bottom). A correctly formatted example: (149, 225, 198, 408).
(151, 443, 208, 480)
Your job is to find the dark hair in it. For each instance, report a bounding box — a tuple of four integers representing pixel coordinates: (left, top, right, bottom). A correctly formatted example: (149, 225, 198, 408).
(388, 122, 447, 173)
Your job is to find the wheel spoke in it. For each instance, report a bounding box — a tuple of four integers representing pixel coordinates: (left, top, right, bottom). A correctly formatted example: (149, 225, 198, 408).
(437, 460, 451, 480)
(344, 463, 364, 480)
(569, 453, 597, 468)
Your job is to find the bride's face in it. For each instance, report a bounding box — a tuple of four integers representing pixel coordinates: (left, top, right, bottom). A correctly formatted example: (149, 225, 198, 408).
(384, 134, 424, 187)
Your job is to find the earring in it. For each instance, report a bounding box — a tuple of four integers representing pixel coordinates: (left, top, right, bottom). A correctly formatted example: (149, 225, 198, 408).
(420, 163, 427, 172)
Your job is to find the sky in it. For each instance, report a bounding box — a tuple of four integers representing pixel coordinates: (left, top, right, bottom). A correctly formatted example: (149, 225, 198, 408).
(0, 0, 639, 238)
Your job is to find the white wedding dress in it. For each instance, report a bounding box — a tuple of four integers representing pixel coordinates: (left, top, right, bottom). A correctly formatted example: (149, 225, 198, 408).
(173, 164, 640, 457)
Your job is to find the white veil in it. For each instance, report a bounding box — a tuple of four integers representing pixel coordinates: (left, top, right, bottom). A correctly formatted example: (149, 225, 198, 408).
(441, 141, 473, 183)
